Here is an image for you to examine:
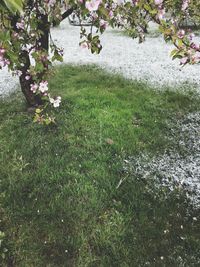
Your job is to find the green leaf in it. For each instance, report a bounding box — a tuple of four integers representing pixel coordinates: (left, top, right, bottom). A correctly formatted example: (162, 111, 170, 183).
(3, 0, 24, 13)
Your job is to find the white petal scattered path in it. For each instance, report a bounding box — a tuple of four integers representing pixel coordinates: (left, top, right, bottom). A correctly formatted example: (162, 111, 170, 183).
(52, 21, 200, 91)
(1, 20, 200, 96)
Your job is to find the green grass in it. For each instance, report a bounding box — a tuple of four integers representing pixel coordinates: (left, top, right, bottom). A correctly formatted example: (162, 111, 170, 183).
(0, 65, 200, 266)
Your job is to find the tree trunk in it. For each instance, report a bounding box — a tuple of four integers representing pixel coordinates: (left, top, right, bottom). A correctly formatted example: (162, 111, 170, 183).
(11, 8, 50, 107)
(19, 51, 43, 106)
(38, 14, 49, 51)
(10, 15, 43, 106)
(20, 13, 50, 106)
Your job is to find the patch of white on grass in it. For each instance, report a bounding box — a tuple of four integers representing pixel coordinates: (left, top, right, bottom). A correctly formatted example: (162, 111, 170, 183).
(0, 67, 19, 97)
(124, 112, 200, 207)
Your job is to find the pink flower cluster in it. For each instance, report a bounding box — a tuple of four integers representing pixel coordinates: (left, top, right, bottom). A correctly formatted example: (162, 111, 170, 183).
(31, 81, 49, 94)
(49, 96, 62, 108)
(30, 81, 61, 108)
(179, 33, 200, 65)
(0, 47, 10, 68)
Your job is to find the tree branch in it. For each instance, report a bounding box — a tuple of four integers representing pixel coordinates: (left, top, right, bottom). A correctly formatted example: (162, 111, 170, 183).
(61, 7, 75, 21)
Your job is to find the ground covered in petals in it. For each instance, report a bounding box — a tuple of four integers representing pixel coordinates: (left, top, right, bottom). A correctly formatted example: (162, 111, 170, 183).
(1, 21, 200, 97)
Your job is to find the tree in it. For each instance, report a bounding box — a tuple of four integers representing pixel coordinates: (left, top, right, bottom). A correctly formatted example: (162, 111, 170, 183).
(0, 0, 199, 123)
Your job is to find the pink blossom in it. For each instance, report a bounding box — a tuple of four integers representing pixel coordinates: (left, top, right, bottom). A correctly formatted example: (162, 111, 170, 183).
(49, 96, 61, 108)
(100, 19, 108, 29)
(39, 81, 48, 93)
(80, 42, 91, 49)
(177, 29, 185, 39)
(190, 42, 199, 50)
(180, 57, 188, 65)
(85, 0, 101, 12)
(155, 0, 163, 5)
(109, 10, 114, 18)
(182, 0, 189, 11)
(0, 48, 5, 55)
(25, 75, 31, 80)
(192, 52, 200, 63)
(16, 20, 25, 30)
(158, 9, 165, 20)
(47, 0, 56, 7)
(30, 84, 38, 93)
(91, 12, 98, 20)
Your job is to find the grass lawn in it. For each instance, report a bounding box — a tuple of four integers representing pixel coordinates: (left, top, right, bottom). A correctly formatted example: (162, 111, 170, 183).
(0, 65, 200, 266)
